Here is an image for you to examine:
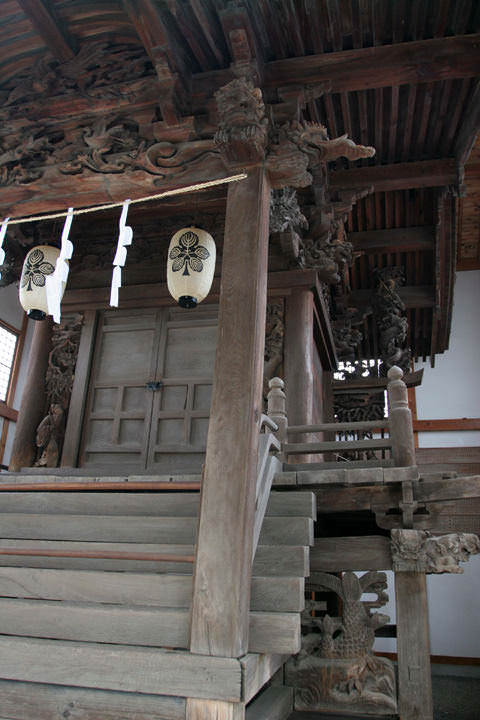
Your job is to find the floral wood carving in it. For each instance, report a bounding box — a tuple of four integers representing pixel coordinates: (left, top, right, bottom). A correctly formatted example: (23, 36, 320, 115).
(286, 571, 396, 714)
(391, 529, 480, 573)
(372, 267, 411, 374)
(35, 314, 83, 468)
(214, 77, 268, 165)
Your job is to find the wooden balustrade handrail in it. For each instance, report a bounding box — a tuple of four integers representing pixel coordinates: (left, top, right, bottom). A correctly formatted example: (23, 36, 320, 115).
(259, 413, 279, 433)
(288, 420, 390, 434)
(284, 438, 393, 455)
(0, 548, 195, 562)
(0, 481, 202, 491)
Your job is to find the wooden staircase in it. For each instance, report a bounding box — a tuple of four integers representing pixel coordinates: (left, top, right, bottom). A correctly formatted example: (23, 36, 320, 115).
(0, 476, 314, 719)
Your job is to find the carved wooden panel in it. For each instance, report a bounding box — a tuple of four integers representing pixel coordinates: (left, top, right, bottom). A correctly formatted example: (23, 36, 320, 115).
(80, 306, 217, 473)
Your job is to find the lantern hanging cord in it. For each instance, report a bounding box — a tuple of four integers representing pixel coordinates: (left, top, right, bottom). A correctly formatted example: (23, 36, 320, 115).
(5, 172, 248, 226)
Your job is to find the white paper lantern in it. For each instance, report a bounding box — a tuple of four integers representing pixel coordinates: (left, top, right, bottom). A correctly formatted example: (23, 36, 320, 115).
(19, 245, 64, 320)
(167, 227, 216, 308)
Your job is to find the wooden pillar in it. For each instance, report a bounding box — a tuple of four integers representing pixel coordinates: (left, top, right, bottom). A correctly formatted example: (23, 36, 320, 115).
(284, 289, 314, 461)
(395, 571, 433, 720)
(190, 166, 271, 658)
(9, 317, 52, 472)
(284, 288, 314, 427)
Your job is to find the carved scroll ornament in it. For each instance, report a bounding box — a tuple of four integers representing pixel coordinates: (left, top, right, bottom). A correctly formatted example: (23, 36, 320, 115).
(391, 528, 480, 573)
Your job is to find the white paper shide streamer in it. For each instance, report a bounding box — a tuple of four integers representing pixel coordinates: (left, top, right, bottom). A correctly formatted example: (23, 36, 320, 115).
(0, 217, 10, 280)
(46, 207, 74, 324)
(110, 199, 133, 307)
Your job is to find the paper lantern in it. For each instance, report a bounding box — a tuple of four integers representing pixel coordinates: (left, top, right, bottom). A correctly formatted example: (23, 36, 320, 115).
(167, 227, 216, 308)
(19, 245, 63, 320)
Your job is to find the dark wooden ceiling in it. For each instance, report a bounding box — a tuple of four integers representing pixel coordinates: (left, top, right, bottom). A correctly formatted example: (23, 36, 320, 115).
(0, 0, 478, 367)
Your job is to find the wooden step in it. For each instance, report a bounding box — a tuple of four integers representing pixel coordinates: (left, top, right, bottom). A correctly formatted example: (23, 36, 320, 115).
(0, 599, 300, 654)
(0, 678, 186, 720)
(0, 490, 315, 519)
(0, 540, 309, 576)
(0, 567, 305, 612)
(246, 686, 293, 720)
(0, 514, 314, 546)
(0, 636, 242, 700)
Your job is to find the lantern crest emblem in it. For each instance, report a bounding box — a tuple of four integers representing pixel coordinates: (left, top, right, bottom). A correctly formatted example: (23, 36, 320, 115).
(21, 248, 55, 291)
(169, 230, 210, 276)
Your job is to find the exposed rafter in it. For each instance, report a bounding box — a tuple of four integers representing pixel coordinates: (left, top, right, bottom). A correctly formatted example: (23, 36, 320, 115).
(16, 0, 75, 64)
(349, 227, 435, 253)
(329, 159, 459, 192)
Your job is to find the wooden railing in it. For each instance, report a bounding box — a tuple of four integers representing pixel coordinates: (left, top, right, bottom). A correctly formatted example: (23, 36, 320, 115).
(252, 413, 281, 559)
(267, 366, 416, 469)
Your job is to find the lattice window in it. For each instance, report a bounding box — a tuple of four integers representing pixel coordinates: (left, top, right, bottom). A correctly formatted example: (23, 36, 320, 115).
(0, 323, 18, 402)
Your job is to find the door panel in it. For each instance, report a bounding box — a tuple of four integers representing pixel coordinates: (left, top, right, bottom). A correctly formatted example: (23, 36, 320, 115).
(80, 306, 217, 473)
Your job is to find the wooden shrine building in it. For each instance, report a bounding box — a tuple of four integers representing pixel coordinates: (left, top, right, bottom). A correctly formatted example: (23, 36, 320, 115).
(0, 2, 479, 719)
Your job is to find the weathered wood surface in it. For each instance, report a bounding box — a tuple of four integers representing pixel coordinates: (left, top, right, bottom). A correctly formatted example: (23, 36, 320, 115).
(190, 166, 272, 657)
(0, 567, 304, 612)
(329, 158, 458, 192)
(186, 698, 244, 720)
(0, 636, 242, 700)
(0, 678, 186, 720)
(61, 310, 97, 468)
(395, 572, 433, 720)
(288, 420, 389, 434)
(0, 540, 309, 576)
(0, 598, 300, 654)
(263, 35, 480, 91)
(387, 367, 416, 468)
(241, 653, 286, 704)
(284, 290, 314, 463)
(310, 536, 393, 572)
(350, 227, 434, 253)
(8, 319, 52, 472)
(245, 685, 293, 720)
(0, 513, 312, 546)
(284, 438, 392, 454)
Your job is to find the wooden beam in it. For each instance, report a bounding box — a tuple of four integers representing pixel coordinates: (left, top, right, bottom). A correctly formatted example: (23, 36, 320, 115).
(16, 0, 75, 63)
(333, 369, 424, 392)
(190, 166, 271, 657)
(311, 536, 392, 571)
(345, 286, 435, 309)
(263, 34, 480, 92)
(413, 418, 480, 432)
(454, 79, 480, 166)
(350, 226, 434, 253)
(0, 403, 18, 422)
(329, 159, 458, 192)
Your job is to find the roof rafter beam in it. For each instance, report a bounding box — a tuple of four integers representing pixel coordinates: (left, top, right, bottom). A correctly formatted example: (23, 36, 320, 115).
(329, 159, 459, 192)
(349, 227, 435, 253)
(263, 34, 480, 92)
(16, 0, 75, 64)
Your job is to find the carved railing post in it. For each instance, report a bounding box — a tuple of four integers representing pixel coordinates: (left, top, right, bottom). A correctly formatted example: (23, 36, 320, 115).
(387, 365, 415, 468)
(267, 377, 288, 445)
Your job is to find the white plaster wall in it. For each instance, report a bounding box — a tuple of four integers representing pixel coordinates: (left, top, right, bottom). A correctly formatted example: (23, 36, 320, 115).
(0, 284, 34, 467)
(374, 272, 480, 659)
(415, 270, 480, 448)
